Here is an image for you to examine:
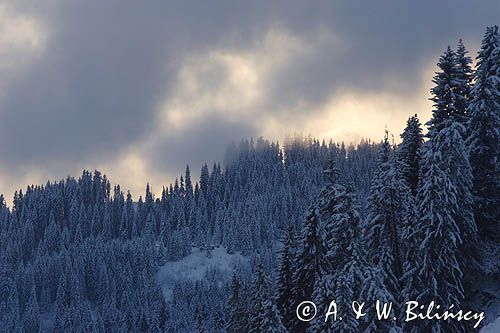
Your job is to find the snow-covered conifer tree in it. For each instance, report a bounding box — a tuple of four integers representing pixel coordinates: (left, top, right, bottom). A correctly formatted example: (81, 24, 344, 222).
(22, 285, 40, 333)
(275, 224, 296, 331)
(466, 26, 500, 276)
(249, 263, 286, 333)
(248, 263, 270, 332)
(438, 121, 476, 253)
(259, 299, 288, 333)
(290, 205, 328, 332)
(364, 133, 411, 309)
(397, 115, 423, 195)
(454, 39, 474, 127)
(427, 47, 458, 136)
(309, 161, 364, 332)
(414, 139, 466, 332)
(226, 273, 247, 333)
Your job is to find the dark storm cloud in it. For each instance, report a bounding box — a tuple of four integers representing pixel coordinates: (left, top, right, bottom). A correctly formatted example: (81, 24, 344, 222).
(0, 1, 270, 166)
(0, 0, 499, 194)
(262, 0, 500, 113)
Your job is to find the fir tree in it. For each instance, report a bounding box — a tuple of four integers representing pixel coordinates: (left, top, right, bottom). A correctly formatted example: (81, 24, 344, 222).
(310, 162, 364, 332)
(22, 285, 40, 333)
(397, 115, 423, 195)
(400, 194, 423, 333)
(200, 164, 210, 197)
(185, 165, 193, 196)
(275, 225, 296, 331)
(259, 299, 288, 333)
(290, 206, 328, 333)
(437, 121, 476, 253)
(427, 46, 471, 138)
(248, 263, 269, 333)
(359, 265, 399, 333)
(226, 273, 247, 333)
(249, 264, 286, 333)
(414, 140, 466, 332)
(364, 133, 410, 312)
(0, 271, 22, 332)
(466, 26, 500, 272)
(454, 39, 474, 127)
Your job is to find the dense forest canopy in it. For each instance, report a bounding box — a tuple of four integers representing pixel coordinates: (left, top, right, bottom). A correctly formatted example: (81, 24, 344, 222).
(1, 26, 499, 332)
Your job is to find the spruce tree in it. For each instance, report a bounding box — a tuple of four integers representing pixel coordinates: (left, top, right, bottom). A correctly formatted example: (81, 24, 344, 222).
(397, 115, 423, 195)
(310, 162, 365, 332)
(200, 164, 210, 196)
(290, 206, 328, 333)
(22, 285, 40, 333)
(438, 121, 476, 253)
(364, 133, 410, 311)
(226, 273, 247, 333)
(54, 272, 70, 332)
(321, 165, 359, 270)
(259, 299, 288, 333)
(466, 26, 500, 268)
(427, 45, 471, 138)
(0, 271, 22, 332)
(415, 140, 466, 332)
(400, 194, 423, 333)
(248, 263, 270, 333)
(359, 264, 398, 333)
(249, 264, 286, 333)
(275, 225, 296, 331)
(454, 39, 474, 127)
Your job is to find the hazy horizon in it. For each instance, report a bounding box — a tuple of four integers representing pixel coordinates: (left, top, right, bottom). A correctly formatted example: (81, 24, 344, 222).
(1, 0, 499, 203)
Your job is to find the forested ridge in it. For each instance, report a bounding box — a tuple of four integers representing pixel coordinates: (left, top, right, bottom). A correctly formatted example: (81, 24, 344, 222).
(1, 26, 499, 332)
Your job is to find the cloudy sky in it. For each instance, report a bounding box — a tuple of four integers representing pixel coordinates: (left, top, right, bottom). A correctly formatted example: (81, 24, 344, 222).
(0, 0, 499, 201)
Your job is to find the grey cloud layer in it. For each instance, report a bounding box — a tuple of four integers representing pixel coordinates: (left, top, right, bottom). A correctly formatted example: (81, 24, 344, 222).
(0, 0, 499, 195)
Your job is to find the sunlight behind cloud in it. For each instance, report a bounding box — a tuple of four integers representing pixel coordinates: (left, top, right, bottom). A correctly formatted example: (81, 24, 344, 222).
(259, 48, 436, 144)
(155, 24, 433, 147)
(157, 25, 338, 133)
(0, 4, 46, 64)
(0, 21, 435, 202)
(91, 149, 175, 199)
(310, 90, 430, 143)
(122, 24, 436, 199)
(0, 2, 46, 99)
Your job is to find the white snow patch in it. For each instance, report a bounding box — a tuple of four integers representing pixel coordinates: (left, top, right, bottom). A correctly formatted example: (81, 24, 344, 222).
(157, 246, 248, 301)
(480, 316, 500, 333)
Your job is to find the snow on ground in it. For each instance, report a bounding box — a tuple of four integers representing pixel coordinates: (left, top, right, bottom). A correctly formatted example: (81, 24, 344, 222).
(480, 316, 500, 333)
(157, 246, 248, 301)
(471, 273, 500, 330)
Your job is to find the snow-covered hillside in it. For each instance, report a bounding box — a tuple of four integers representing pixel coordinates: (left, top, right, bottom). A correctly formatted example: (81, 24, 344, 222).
(157, 247, 249, 301)
(480, 316, 500, 333)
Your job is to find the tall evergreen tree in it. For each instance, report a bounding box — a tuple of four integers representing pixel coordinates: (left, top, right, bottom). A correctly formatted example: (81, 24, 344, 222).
(414, 139, 467, 332)
(438, 121, 476, 254)
(275, 225, 296, 331)
(309, 169, 364, 333)
(249, 263, 286, 332)
(427, 46, 471, 138)
(400, 194, 423, 333)
(200, 164, 210, 197)
(259, 299, 288, 333)
(454, 39, 474, 126)
(250, 267, 270, 333)
(22, 285, 40, 333)
(398, 115, 423, 195)
(364, 133, 410, 310)
(0, 271, 22, 332)
(290, 206, 328, 333)
(466, 26, 500, 273)
(226, 273, 247, 333)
